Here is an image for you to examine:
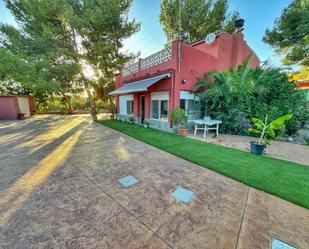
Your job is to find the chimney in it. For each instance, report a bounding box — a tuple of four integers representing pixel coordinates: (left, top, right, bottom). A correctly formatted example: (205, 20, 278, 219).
(234, 18, 245, 33)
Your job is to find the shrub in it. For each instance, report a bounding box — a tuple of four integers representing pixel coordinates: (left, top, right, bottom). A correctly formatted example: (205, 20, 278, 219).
(285, 118, 300, 136)
(213, 109, 251, 135)
(195, 62, 308, 136)
(171, 107, 188, 128)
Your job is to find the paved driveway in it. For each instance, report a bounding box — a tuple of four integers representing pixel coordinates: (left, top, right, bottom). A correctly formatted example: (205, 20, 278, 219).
(0, 115, 308, 249)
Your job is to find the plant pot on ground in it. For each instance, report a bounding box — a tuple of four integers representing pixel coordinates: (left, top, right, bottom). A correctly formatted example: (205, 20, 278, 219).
(249, 141, 266, 155)
(178, 127, 188, 136)
(18, 113, 25, 120)
(127, 116, 135, 124)
(171, 107, 189, 136)
(248, 114, 293, 155)
(143, 121, 149, 128)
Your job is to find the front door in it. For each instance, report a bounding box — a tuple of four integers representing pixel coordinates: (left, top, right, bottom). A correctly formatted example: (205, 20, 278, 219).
(140, 95, 145, 124)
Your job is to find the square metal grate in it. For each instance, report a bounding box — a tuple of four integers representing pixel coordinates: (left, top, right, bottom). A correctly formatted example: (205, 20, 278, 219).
(170, 187, 194, 203)
(118, 175, 139, 188)
(272, 237, 296, 249)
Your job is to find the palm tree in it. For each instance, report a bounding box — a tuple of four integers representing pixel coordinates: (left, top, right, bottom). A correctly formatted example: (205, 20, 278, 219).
(195, 58, 265, 114)
(193, 59, 267, 134)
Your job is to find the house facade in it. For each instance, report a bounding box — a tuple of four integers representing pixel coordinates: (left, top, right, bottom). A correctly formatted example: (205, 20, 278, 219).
(111, 30, 260, 131)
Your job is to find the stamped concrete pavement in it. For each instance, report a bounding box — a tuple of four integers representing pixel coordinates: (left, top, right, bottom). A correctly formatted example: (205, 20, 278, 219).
(0, 115, 308, 249)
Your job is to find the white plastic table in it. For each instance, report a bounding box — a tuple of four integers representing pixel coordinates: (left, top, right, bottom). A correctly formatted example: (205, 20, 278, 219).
(193, 119, 222, 139)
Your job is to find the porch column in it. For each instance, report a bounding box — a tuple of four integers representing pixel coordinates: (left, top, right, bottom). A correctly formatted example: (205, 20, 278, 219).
(169, 70, 180, 126)
(133, 93, 140, 117)
(116, 95, 120, 113)
(144, 92, 150, 118)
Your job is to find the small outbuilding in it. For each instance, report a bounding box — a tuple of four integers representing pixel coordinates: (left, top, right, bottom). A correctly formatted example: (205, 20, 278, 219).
(0, 95, 35, 120)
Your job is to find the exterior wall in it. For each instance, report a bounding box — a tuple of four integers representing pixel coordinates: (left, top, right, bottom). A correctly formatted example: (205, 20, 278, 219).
(28, 96, 36, 114)
(177, 42, 218, 98)
(192, 31, 260, 70)
(0, 96, 19, 120)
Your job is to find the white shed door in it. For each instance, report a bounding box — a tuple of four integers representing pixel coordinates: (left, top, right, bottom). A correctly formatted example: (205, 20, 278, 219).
(17, 97, 30, 117)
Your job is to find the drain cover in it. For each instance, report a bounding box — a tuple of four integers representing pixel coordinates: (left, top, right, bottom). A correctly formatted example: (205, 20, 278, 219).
(272, 238, 296, 249)
(118, 175, 139, 188)
(170, 187, 194, 203)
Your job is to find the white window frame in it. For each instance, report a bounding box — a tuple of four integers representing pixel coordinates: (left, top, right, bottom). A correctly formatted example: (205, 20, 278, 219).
(119, 94, 134, 115)
(151, 91, 169, 121)
(180, 91, 199, 114)
(126, 100, 134, 115)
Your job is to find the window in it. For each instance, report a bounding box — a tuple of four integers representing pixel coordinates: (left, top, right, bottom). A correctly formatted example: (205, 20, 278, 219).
(151, 100, 168, 120)
(180, 99, 199, 114)
(151, 100, 159, 119)
(180, 99, 186, 110)
(119, 95, 133, 115)
(161, 100, 168, 119)
(187, 100, 195, 113)
(126, 100, 134, 115)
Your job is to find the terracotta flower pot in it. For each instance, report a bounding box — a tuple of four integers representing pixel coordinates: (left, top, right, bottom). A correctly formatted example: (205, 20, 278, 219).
(18, 113, 25, 120)
(178, 127, 188, 136)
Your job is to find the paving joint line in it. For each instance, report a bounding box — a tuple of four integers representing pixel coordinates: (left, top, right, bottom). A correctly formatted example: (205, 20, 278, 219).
(234, 187, 250, 249)
(67, 160, 174, 249)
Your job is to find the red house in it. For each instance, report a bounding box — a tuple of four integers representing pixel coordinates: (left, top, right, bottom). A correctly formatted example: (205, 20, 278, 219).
(111, 29, 260, 131)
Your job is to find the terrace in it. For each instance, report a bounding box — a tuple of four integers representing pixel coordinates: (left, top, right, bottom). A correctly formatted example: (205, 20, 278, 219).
(121, 45, 173, 78)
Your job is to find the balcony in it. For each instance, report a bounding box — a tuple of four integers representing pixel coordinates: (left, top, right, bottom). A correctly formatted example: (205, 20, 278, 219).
(122, 46, 172, 77)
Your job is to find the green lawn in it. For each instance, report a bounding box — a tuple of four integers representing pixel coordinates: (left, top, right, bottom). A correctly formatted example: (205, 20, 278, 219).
(98, 120, 309, 209)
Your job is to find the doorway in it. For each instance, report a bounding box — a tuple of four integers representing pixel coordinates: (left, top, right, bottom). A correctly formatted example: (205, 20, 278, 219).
(140, 95, 145, 124)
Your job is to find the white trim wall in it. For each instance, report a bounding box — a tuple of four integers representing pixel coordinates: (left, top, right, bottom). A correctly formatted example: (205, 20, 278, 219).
(151, 91, 169, 101)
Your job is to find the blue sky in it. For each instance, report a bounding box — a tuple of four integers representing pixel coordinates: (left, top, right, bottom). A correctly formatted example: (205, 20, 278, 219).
(0, 0, 292, 66)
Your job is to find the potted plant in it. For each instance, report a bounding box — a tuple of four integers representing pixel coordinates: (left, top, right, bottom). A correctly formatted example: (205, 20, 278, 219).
(248, 114, 293, 155)
(143, 121, 149, 128)
(18, 112, 25, 120)
(171, 107, 188, 136)
(127, 116, 135, 124)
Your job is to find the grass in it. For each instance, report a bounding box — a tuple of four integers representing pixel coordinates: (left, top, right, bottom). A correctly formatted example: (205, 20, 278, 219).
(98, 120, 309, 209)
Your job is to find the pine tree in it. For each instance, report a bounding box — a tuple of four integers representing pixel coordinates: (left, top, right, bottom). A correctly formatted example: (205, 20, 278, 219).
(0, 0, 139, 119)
(159, 0, 239, 44)
(263, 0, 309, 66)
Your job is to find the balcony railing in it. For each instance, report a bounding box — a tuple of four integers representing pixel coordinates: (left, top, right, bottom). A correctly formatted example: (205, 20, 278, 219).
(122, 46, 172, 77)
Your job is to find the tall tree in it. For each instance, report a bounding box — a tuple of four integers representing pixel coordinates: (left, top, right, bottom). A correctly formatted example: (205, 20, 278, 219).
(159, 0, 239, 44)
(263, 0, 309, 66)
(0, 0, 139, 120)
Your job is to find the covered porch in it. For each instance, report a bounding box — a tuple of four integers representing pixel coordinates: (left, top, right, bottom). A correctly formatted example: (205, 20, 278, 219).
(110, 73, 174, 131)
(110, 73, 202, 132)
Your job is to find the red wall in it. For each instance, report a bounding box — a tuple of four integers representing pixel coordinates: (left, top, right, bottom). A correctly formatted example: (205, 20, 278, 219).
(192, 31, 260, 70)
(174, 43, 218, 107)
(0, 96, 19, 120)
